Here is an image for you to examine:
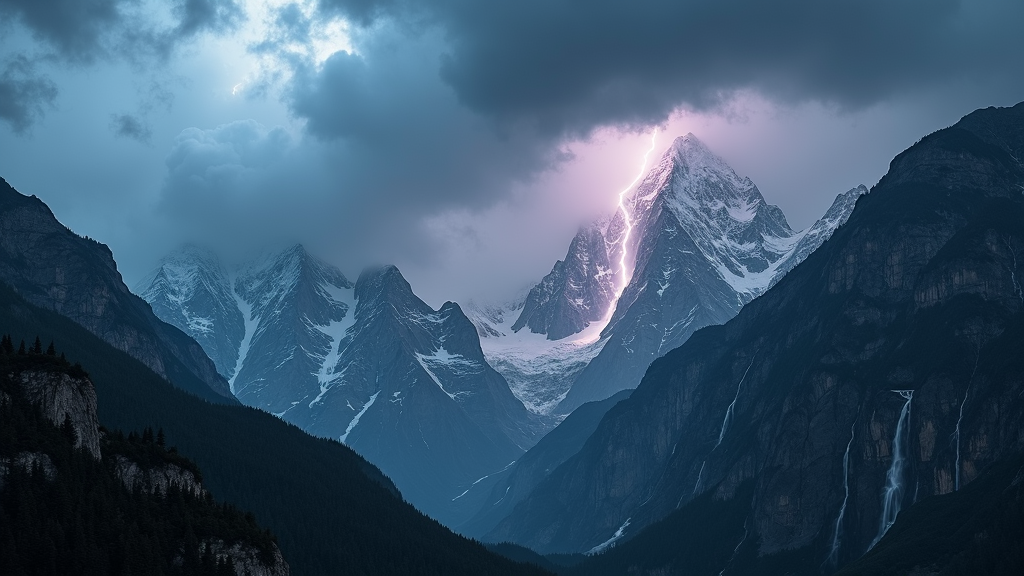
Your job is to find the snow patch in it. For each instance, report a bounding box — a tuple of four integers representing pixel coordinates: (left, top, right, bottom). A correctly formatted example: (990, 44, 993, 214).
(587, 518, 631, 555)
(309, 283, 358, 408)
(340, 391, 380, 444)
(451, 460, 517, 501)
(229, 284, 259, 394)
(415, 346, 478, 401)
(467, 299, 608, 415)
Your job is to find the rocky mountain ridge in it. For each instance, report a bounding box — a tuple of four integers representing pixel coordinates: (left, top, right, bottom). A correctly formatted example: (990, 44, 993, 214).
(472, 134, 866, 416)
(484, 103, 1024, 574)
(0, 179, 235, 404)
(137, 247, 540, 528)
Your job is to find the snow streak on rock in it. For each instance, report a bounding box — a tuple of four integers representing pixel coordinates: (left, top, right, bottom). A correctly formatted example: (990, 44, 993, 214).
(586, 518, 631, 555)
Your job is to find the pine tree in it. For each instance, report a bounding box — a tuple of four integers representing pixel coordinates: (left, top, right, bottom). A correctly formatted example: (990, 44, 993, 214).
(31, 336, 42, 354)
(17, 340, 25, 355)
(46, 341, 56, 356)
(156, 428, 166, 447)
(61, 414, 78, 447)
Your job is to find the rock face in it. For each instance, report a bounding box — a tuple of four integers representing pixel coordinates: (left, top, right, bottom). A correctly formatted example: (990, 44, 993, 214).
(136, 244, 245, 380)
(112, 455, 204, 497)
(0, 180, 234, 403)
(461, 389, 632, 538)
(513, 224, 617, 340)
(557, 137, 865, 413)
(0, 452, 57, 489)
(198, 540, 290, 576)
(138, 247, 539, 528)
(487, 103, 1024, 566)
(1, 355, 292, 576)
(17, 369, 101, 459)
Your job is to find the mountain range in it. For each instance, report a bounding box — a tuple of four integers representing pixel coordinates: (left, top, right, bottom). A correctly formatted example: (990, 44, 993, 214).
(484, 103, 1024, 573)
(137, 134, 861, 533)
(0, 177, 552, 576)
(470, 134, 866, 417)
(136, 244, 539, 527)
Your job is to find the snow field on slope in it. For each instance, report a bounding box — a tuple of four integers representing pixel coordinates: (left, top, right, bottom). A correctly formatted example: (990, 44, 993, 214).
(469, 300, 610, 415)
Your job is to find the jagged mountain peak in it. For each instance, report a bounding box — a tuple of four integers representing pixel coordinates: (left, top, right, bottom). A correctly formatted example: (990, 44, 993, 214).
(256, 244, 349, 282)
(669, 132, 715, 160)
(133, 243, 243, 380)
(511, 223, 617, 341)
(660, 133, 755, 199)
(236, 245, 352, 308)
(354, 264, 414, 303)
(135, 244, 228, 296)
(488, 102, 1024, 563)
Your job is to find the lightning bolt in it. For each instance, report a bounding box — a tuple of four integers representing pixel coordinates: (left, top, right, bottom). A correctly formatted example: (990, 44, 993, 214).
(615, 128, 659, 298)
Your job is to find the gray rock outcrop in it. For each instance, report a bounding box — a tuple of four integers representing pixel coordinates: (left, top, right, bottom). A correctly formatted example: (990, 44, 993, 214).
(17, 369, 101, 459)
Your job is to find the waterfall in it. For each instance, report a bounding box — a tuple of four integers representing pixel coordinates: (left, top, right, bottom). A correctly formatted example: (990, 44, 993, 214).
(954, 356, 978, 491)
(869, 390, 914, 550)
(715, 353, 758, 449)
(692, 461, 706, 495)
(676, 460, 707, 509)
(825, 420, 856, 567)
(680, 351, 757, 508)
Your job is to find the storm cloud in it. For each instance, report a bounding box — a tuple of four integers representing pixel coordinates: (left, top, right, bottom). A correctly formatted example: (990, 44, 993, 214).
(0, 0, 242, 130)
(0, 56, 57, 134)
(0, 0, 242, 61)
(158, 24, 569, 270)
(315, 0, 1024, 134)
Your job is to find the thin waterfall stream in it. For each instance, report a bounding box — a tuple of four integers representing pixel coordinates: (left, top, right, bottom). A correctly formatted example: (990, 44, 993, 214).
(869, 390, 914, 550)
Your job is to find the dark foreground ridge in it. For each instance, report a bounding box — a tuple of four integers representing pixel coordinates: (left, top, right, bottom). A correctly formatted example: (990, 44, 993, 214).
(0, 340, 288, 575)
(0, 222, 553, 576)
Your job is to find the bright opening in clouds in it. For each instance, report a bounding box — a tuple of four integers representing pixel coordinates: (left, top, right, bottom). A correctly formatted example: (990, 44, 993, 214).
(1, 0, 1022, 305)
(231, 0, 354, 97)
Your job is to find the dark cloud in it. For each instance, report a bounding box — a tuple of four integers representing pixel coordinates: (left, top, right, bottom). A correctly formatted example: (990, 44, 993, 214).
(0, 0, 242, 63)
(0, 0, 122, 63)
(157, 0, 1023, 293)
(0, 56, 58, 134)
(317, 0, 1024, 134)
(156, 25, 567, 268)
(110, 113, 153, 143)
(173, 0, 243, 38)
(286, 25, 563, 211)
(0, 0, 242, 131)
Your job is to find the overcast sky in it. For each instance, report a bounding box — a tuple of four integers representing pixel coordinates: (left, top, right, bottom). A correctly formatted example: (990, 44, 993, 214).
(1, 0, 1023, 305)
